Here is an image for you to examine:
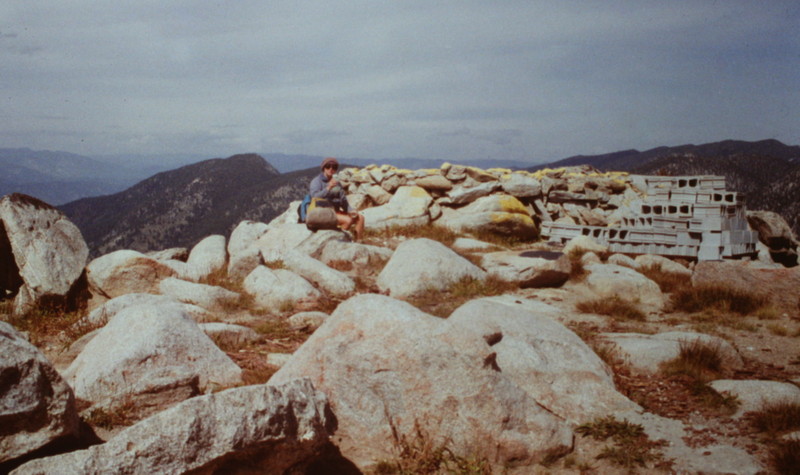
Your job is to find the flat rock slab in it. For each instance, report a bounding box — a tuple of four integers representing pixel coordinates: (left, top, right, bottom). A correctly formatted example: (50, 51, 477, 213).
(12, 379, 334, 475)
(481, 251, 569, 288)
(708, 379, 800, 417)
(598, 331, 743, 374)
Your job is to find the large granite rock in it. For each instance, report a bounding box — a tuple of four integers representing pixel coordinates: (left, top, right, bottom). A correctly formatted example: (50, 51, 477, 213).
(270, 294, 573, 471)
(12, 379, 335, 475)
(746, 210, 798, 266)
(243, 266, 321, 311)
(158, 277, 240, 311)
(360, 185, 433, 229)
(481, 250, 570, 288)
(185, 234, 227, 282)
(0, 322, 80, 464)
(227, 220, 270, 280)
(437, 194, 537, 238)
(63, 302, 242, 412)
(282, 250, 356, 299)
(0, 193, 89, 314)
(376, 238, 486, 298)
(584, 263, 664, 309)
(86, 250, 176, 299)
(446, 297, 639, 423)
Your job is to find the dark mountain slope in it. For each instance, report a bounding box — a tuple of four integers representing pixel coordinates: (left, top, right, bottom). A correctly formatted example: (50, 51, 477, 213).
(528, 139, 800, 172)
(60, 154, 287, 256)
(528, 139, 800, 235)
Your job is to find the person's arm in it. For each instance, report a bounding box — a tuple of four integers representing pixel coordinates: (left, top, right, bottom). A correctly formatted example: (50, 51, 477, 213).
(309, 175, 331, 199)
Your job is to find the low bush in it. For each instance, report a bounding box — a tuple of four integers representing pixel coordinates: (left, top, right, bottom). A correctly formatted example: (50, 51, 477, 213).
(576, 297, 646, 321)
(364, 224, 460, 248)
(566, 248, 587, 281)
(374, 420, 491, 475)
(660, 339, 724, 381)
(407, 275, 517, 318)
(3, 304, 88, 347)
(769, 439, 800, 475)
(638, 264, 689, 293)
(749, 400, 800, 434)
(686, 380, 740, 415)
(83, 398, 137, 430)
(576, 416, 668, 470)
(670, 284, 767, 315)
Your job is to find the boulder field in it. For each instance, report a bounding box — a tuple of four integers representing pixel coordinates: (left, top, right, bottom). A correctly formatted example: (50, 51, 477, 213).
(2, 164, 799, 474)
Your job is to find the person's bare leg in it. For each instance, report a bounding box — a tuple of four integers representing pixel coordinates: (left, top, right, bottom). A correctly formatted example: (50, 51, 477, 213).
(353, 213, 364, 241)
(336, 213, 352, 230)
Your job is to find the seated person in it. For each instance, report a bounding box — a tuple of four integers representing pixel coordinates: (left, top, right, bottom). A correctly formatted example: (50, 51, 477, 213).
(308, 157, 365, 241)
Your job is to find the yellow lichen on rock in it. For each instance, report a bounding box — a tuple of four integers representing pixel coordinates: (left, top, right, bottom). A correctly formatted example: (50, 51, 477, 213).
(490, 212, 535, 227)
(406, 186, 431, 199)
(497, 195, 529, 215)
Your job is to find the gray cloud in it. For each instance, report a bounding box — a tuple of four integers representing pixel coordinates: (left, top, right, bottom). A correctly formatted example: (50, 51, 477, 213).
(1, 1, 798, 163)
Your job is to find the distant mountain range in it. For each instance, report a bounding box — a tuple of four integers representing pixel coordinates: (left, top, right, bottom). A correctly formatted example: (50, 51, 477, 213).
(59, 154, 318, 256)
(3, 139, 798, 255)
(0, 148, 203, 205)
(0, 148, 536, 206)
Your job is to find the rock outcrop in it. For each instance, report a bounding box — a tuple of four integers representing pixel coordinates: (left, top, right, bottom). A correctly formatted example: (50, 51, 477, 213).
(86, 250, 176, 300)
(376, 238, 486, 298)
(12, 379, 335, 475)
(270, 294, 576, 471)
(63, 302, 242, 413)
(0, 193, 89, 314)
(0, 322, 80, 465)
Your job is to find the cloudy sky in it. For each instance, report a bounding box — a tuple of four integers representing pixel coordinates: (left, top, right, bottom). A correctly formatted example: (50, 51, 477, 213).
(2, 1, 798, 164)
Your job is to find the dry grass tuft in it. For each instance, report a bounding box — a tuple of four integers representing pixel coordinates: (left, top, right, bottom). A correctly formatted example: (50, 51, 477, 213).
(373, 419, 491, 475)
(364, 224, 460, 248)
(3, 304, 89, 347)
(82, 398, 137, 430)
(576, 296, 646, 321)
(748, 400, 800, 434)
(638, 264, 689, 293)
(576, 416, 668, 470)
(670, 284, 768, 316)
(661, 339, 724, 380)
(263, 259, 286, 270)
(406, 275, 517, 318)
(769, 439, 800, 475)
(660, 339, 740, 415)
(566, 248, 588, 281)
(467, 228, 538, 249)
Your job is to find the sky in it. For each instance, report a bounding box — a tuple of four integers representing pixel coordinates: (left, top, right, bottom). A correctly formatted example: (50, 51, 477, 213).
(1, 1, 798, 165)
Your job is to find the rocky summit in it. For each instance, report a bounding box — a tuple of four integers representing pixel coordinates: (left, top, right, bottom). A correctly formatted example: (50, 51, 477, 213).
(1, 162, 800, 474)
